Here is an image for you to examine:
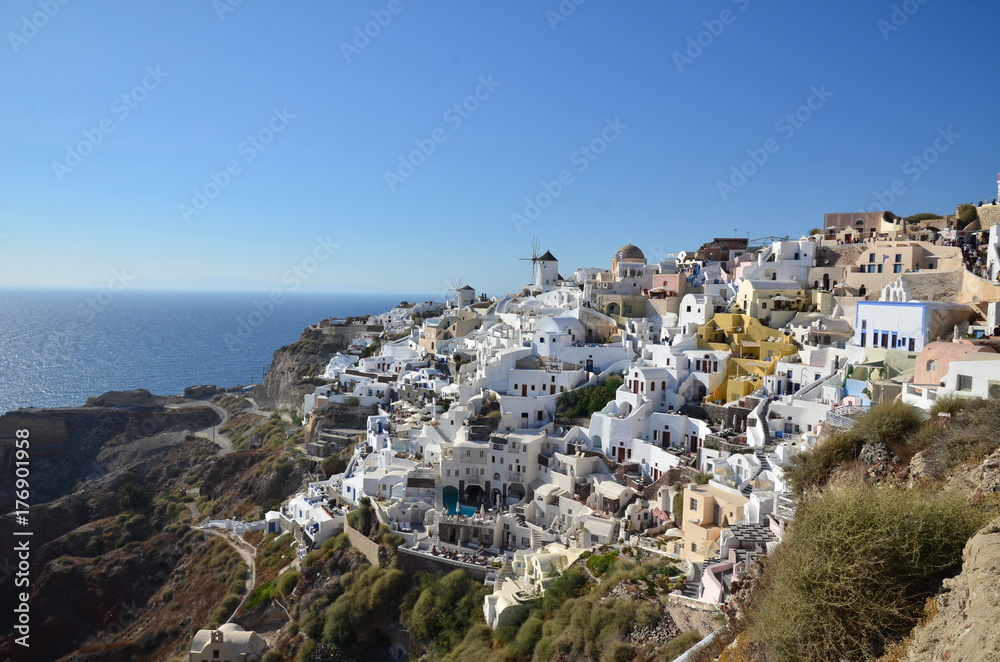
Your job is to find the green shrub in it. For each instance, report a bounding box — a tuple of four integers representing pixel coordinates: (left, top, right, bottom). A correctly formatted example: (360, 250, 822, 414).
(748, 485, 989, 661)
(585, 551, 619, 577)
(117, 482, 152, 512)
(557, 376, 624, 418)
(850, 400, 923, 450)
(245, 581, 275, 611)
(783, 431, 857, 494)
(600, 641, 634, 662)
(277, 570, 300, 600)
(957, 203, 978, 225)
(928, 394, 970, 418)
(658, 629, 702, 659)
(692, 471, 711, 485)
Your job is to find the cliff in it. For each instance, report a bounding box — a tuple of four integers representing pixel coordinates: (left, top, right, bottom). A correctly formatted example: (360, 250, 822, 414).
(252, 325, 356, 410)
(0, 390, 306, 661)
(900, 516, 1000, 661)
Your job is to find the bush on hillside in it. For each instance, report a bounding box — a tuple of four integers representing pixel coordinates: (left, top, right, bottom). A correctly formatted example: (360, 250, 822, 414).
(957, 203, 978, 225)
(783, 431, 857, 495)
(784, 402, 923, 494)
(748, 485, 989, 662)
(903, 213, 942, 223)
(557, 375, 624, 419)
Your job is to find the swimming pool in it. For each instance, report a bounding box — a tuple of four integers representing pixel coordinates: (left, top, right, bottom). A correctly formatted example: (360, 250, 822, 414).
(443, 492, 477, 517)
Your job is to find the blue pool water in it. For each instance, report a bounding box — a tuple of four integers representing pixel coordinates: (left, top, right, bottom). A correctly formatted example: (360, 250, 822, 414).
(443, 492, 477, 517)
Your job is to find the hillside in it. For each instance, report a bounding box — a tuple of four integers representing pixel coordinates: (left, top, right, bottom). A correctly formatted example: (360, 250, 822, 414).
(701, 398, 1000, 662)
(0, 391, 308, 661)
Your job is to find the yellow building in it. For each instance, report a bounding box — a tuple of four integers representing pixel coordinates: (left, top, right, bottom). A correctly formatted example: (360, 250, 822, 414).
(418, 310, 482, 353)
(679, 481, 749, 563)
(697, 313, 798, 403)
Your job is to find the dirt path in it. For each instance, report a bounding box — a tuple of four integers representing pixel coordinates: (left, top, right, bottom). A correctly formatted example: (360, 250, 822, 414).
(169, 401, 233, 454)
(187, 502, 258, 623)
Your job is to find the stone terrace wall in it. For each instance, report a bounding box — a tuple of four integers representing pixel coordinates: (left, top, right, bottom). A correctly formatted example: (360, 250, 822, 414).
(344, 521, 380, 565)
(977, 205, 1000, 230)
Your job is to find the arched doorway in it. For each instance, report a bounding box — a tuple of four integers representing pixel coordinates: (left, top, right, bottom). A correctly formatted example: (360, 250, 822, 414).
(607, 302, 620, 316)
(464, 484, 484, 503)
(507, 483, 526, 503)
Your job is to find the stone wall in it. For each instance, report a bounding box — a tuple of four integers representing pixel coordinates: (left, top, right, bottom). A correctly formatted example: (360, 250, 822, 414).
(396, 546, 490, 581)
(977, 205, 1000, 230)
(343, 521, 381, 566)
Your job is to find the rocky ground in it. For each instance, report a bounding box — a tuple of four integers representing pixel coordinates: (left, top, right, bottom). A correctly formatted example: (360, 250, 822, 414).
(0, 388, 309, 662)
(900, 516, 1000, 661)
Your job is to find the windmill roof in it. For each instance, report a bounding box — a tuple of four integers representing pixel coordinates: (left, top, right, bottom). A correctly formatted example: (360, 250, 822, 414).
(538, 250, 557, 261)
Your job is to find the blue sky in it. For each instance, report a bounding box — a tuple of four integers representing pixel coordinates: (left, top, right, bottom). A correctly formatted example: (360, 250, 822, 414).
(1, 0, 997, 297)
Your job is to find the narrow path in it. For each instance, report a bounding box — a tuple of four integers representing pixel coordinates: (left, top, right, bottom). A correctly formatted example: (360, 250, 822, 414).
(187, 503, 258, 623)
(169, 401, 233, 454)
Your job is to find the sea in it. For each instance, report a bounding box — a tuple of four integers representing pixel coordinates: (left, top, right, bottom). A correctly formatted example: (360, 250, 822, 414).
(0, 289, 431, 416)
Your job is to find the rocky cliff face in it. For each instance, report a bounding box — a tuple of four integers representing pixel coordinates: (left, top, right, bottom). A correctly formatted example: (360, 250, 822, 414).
(252, 326, 352, 410)
(901, 516, 1000, 661)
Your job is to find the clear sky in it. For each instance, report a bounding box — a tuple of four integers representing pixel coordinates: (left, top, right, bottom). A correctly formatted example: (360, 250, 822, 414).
(1, 0, 997, 297)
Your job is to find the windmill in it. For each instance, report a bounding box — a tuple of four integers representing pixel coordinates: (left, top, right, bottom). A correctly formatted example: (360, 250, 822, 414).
(446, 276, 465, 308)
(519, 236, 542, 286)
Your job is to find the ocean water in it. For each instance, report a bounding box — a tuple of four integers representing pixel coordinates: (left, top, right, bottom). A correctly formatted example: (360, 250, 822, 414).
(0, 289, 428, 415)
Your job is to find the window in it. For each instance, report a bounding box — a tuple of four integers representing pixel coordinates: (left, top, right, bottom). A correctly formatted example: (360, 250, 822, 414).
(689, 498, 698, 510)
(869, 254, 876, 263)
(957, 374, 973, 391)
(691, 542, 697, 552)
(895, 254, 902, 262)
(893, 264, 902, 273)
(926, 359, 936, 372)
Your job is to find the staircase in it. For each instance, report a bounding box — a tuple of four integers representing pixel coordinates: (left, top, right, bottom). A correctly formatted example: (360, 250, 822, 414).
(433, 466, 444, 512)
(741, 448, 774, 496)
(682, 560, 710, 599)
(431, 466, 443, 548)
(529, 526, 542, 551)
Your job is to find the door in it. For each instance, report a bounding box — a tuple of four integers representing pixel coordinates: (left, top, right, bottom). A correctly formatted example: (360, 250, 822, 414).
(522, 384, 527, 396)
(550, 385, 555, 395)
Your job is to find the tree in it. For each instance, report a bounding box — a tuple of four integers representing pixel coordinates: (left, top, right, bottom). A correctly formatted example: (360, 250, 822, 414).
(117, 482, 151, 512)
